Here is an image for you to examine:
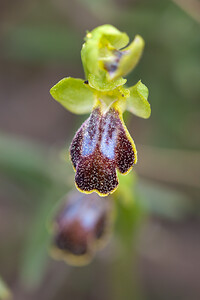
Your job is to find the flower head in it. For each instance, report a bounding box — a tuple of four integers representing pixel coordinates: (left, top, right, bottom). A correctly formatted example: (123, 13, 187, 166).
(50, 25, 151, 196)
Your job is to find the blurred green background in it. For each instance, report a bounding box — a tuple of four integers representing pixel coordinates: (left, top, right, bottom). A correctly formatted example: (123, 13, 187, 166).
(0, 0, 200, 299)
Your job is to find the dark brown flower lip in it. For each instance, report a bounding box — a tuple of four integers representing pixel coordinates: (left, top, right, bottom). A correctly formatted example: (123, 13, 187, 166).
(70, 103, 137, 196)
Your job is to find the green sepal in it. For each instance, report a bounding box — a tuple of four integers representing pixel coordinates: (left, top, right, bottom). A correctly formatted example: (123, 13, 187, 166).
(126, 80, 151, 119)
(81, 24, 129, 79)
(88, 73, 127, 92)
(50, 77, 95, 115)
(105, 35, 145, 81)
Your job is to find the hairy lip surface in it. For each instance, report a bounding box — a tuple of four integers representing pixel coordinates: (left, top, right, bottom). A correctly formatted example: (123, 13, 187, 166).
(70, 105, 137, 196)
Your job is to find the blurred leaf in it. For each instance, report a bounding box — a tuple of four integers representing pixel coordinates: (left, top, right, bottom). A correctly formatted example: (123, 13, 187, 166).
(127, 80, 151, 118)
(0, 134, 71, 288)
(2, 25, 81, 63)
(0, 277, 11, 300)
(136, 145, 200, 189)
(0, 134, 70, 289)
(20, 186, 68, 289)
(50, 77, 94, 114)
(172, 0, 200, 23)
(137, 179, 191, 219)
(0, 134, 52, 189)
(77, 0, 117, 20)
(0, 134, 70, 191)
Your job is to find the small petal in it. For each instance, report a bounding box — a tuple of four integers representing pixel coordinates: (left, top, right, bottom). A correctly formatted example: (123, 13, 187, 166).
(102, 35, 145, 81)
(51, 191, 112, 266)
(70, 101, 137, 196)
(127, 80, 151, 119)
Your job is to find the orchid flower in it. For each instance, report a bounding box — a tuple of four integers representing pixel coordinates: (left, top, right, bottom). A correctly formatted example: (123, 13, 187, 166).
(50, 25, 151, 196)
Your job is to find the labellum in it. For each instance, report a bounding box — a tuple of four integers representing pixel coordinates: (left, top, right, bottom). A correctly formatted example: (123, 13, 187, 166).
(70, 100, 137, 196)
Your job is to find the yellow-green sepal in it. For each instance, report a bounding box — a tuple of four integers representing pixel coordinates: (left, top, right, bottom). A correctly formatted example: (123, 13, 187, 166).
(50, 77, 94, 115)
(126, 80, 151, 119)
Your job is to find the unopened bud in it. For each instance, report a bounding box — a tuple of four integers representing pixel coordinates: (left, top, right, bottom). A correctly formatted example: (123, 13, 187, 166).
(50, 191, 113, 266)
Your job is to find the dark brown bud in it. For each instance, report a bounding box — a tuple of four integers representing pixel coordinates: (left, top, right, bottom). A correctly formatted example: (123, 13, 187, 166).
(50, 191, 113, 266)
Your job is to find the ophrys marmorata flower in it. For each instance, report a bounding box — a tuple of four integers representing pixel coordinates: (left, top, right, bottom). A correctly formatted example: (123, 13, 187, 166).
(50, 25, 151, 196)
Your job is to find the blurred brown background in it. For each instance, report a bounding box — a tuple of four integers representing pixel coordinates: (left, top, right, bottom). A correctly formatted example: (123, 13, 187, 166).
(0, 0, 200, 300)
